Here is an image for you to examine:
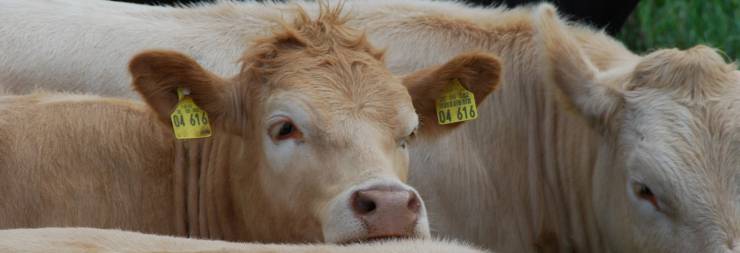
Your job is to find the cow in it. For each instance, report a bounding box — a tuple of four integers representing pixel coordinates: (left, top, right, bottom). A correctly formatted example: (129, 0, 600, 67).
(0, 228, 489, 253)
(531, 7, 740, 252)
(0, 0, 627, 98)
(0, 5, 503, 245)
(1, 1, 738, 252)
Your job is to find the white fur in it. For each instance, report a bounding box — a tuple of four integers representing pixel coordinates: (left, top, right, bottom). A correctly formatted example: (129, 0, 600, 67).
(536, 6, 740, 252)
(0, 227, 486, 253)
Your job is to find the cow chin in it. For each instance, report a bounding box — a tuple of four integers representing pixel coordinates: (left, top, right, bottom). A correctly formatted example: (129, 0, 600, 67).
(321, 178, 431, 244)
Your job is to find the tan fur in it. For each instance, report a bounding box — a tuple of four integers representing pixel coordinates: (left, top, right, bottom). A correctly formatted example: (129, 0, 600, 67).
(0, 93, 177, 233)
(0, 4, 502, 245)
(402, 52, 501, 135)
(11, 1, 736, 252)
(3, 0, 629, 251)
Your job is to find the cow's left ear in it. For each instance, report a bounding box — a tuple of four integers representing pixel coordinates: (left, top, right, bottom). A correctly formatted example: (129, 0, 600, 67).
(129, 50, 238, 133)
(402, 52, 502, 135)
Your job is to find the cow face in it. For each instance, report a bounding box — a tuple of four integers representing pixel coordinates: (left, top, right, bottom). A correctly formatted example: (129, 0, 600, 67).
(129, 7, 501, 244)
(536, 6, 740, 252)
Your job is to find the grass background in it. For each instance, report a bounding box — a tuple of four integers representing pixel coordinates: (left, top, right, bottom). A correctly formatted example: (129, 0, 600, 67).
(618, 0, 740, 62)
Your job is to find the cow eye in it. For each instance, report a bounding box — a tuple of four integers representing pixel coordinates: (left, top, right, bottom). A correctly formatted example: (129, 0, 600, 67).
(269, 120, 302, 141)
(632, 182, 659, 211)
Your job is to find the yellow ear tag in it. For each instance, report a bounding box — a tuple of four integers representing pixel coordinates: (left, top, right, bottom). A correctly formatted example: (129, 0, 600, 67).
(170, 88, 212, 139)
(435, 79, 478, 125)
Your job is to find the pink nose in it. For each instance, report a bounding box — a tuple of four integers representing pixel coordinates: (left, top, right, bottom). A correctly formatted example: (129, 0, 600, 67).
(351, 187, 421, 239)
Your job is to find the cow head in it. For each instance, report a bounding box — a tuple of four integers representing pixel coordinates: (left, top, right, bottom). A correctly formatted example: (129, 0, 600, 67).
(128, 5, 501, 243)
(536, 5, 740, 252)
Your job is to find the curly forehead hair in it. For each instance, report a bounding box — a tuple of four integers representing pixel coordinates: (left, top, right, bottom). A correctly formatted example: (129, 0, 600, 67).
(240, 1, 385, 77)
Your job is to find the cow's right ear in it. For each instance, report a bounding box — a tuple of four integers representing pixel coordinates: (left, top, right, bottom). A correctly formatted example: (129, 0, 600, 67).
(129, 50, 236, 132)
(535, 5, 623, 131)
(402, 52, 502, 135)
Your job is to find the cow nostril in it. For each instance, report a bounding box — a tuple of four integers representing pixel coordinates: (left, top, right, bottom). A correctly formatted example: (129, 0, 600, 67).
(352, 192, 377, 215)
(407, 192, 421, 213)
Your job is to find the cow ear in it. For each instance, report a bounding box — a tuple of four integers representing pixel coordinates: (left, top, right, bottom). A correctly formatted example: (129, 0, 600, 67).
(402, 52, 502, 135)
(129, 50, 237, 133)
(535, 4, 623, 131)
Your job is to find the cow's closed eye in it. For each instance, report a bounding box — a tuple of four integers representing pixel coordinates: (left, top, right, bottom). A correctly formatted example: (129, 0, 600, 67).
(398, 138, 409, 149)
(269, 118, 303, 141)
(398, 127, 418, 149)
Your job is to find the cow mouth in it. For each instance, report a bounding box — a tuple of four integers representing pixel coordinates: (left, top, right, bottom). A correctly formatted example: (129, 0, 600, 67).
(339, 235, 414, 245)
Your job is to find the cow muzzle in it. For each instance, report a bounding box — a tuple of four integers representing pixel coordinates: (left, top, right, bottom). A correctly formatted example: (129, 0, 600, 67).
(351, 186, 421, 240)
(322, 179, 430, 243)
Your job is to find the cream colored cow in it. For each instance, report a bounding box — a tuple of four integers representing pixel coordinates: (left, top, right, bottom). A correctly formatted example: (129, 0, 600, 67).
(2, 1, 738, 252)
(0, 228, 489, 253)
(0, 6, 502, 245)
(531, 6, 740, 252)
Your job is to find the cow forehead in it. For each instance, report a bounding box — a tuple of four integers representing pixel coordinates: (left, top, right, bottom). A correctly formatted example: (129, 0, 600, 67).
(264, 91, 416, 138)
(630, 46, 737, 101)
(262, 57, 416, 138)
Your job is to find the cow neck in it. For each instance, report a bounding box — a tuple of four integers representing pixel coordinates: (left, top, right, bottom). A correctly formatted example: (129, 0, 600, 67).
(511, 29, 636, 253)
(466, 18, 630, 251)
(172, 134, 241, 240)
(489, 33, 608, 252)
(466, 31, 606, 252)
(526, 83, 606, 252)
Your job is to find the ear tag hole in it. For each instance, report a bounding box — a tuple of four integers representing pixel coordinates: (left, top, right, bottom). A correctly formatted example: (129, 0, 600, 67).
(435, 79, 478, 125)
(170, 87, 212, 139)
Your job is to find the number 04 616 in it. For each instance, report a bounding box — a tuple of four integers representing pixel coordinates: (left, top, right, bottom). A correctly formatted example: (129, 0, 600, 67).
(437, 105, 477, 124)
(171, 112, 209, 127)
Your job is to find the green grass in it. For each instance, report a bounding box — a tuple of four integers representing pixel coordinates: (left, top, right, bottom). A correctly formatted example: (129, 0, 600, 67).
(618, 0, 740, 62)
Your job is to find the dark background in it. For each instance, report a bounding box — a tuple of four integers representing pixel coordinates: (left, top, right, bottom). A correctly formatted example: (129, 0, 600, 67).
(470, 0, 639, 35)
(110, 0, 639, 35)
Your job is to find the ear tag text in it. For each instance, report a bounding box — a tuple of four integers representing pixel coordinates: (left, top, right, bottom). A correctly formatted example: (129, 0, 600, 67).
(171, 87, 212, 139)
(435, 79, 478, 125)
